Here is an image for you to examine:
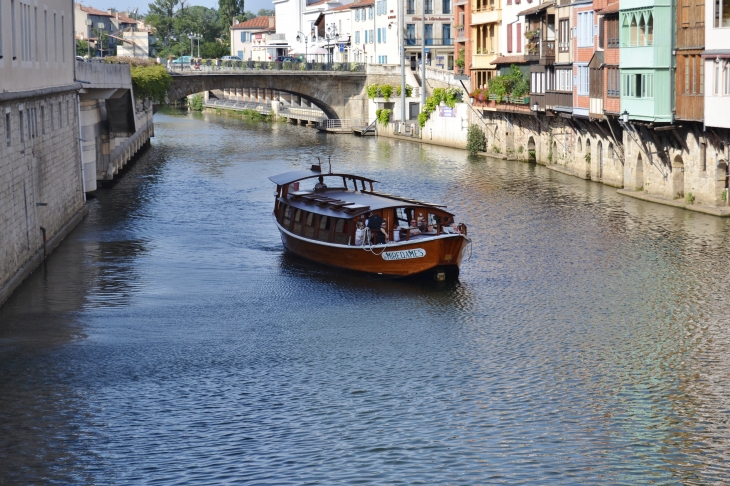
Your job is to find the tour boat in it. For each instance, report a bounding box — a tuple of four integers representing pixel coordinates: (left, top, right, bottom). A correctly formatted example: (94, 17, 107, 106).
(270, 164, 470, 279)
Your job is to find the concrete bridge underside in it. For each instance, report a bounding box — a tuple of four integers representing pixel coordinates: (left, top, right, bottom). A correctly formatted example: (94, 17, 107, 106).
(168, 73, 369, 120)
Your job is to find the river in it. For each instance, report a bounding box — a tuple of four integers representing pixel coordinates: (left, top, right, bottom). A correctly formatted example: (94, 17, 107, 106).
(1, 108, 729, 484)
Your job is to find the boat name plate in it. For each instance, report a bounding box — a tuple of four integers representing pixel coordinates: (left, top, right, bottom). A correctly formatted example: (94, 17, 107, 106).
(381, 248, 426, 261)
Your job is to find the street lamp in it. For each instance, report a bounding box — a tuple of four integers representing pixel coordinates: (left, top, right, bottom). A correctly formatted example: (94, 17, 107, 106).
(622, 110, 629, 124)
(188, 32, 202, 58)
(296, 31, 309, 62)
(97, 22, 105, 57)
(533, 101, 539, 112)
(85, 19, 92, 58)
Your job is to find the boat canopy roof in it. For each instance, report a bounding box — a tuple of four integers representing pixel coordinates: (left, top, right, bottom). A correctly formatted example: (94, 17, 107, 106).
(269, 169, 379, 186)
(279, 188, 449, 218)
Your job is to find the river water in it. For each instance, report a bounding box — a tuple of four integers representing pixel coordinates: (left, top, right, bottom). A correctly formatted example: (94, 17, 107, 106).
(1, 109, 730, 484)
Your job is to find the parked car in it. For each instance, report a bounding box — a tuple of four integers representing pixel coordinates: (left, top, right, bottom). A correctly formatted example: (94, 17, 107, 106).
(221, 55, 242, 61)
(274, 56, 303, 63)
(171, 56, 193, 64)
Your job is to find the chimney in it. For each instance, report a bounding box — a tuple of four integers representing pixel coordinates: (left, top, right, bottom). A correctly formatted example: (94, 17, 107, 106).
(269, 17, 274, 29)
(233, 17, 238, 25)
(116, 12, 119, 19)
(107, 8, 112, 14)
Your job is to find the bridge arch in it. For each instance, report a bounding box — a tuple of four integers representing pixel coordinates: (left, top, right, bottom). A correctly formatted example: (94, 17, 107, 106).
(167, 72, 368, 120)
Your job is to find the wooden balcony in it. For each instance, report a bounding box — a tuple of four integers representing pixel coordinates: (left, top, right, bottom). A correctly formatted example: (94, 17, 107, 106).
(545, 90, 573, 111)
(474, 95, 531, 113)
(530, 92, 546, 111)
(472, 6, 502, 25)
(525, 39, 555, 65)
(589, 97, 604, 119)
(675, 93, 704, 121)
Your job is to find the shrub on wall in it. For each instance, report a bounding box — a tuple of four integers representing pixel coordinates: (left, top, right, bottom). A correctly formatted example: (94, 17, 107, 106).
(417, 87, 462, 128)
(466, 124, 487, 155)
(189, 94, 203, 111)
(130, 65, 172, 103)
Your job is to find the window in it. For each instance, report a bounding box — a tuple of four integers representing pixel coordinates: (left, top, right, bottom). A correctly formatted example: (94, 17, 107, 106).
(5, 113, 11, 147)
(406, 24, 416, 44)
(317, 216, 331, 241)
(623, 73, 653, 97)
(19, 110, 25, 143)
(531, 72, 546, 93)
(442, 24, 451, 44)
(590, 67, 603, 98)
(683, 54, 704, 94)
(715, 0, 730, 27)
(355, 9, 360, 21)
(425, 0, 433, 14)
(577, 11, 594, 47)
(605, 16, 619, 47)
(425, 24, 433, 45)
(607, 67, 620, 97)
(61, 15, 65, 62)
(559, 19, 569, 52)
(507, 23, 513, 52)
(407, 0, 415, 14)
(369, 6, 374, 19)
(443, 0, 451, 14)
(557, 69, 572, 91)
(365, 29, 368, 43)
(58, 101, 62, 127)
(355, 31, 360, 43)
(577, 65, 589, 95)
(50, 103, 54, 130)
(66, 99, 70, 126)
(370, 29, 374, 43)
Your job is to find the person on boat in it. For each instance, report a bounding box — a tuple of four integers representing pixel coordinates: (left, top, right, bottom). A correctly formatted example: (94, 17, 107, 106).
(355, 221, 365, 246)
(314, 176, 327, 192)
(408, 219, 422, 236)
(376, 221, 389, 244)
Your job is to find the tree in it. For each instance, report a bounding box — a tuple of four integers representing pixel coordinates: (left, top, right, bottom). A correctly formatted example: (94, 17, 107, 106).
(219, 0, 244, 33)
(76, 39, 90, 57)
(257, 8, 274, 16)
(147, 0, 183, 47)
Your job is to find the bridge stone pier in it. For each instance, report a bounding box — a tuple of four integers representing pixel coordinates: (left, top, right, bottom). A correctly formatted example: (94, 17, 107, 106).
(168, 71, 369, 121)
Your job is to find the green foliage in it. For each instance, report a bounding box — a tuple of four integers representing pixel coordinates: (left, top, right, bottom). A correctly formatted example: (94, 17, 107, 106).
(548, 149, 553, 163)
(528, 149, 536, 161)
(723, 189, 728, 202)
(395, 85, 413, 97)
(380, 85, 393, 101)
(219, 0, 244, 36)
(584, 152, 591, 163)
(189, 94, 203, 110)
(487, 65, 528, 102)
(466, 124, 486, 155)
(257, 8, 274, 16)
(367, 84, 379, 99)
(685, 192, 695, 204)
(518, 145, 524, 154)
(129, 65, 172, 103)
(376, 108, 392, 126)
(76, 39, 90, 57)
(455, 48, 465, 69)
(417, 111, 430, 128)
(417, 87, 463, 127)
(105, 56, 157, 67)
(491, 144, 501, 154)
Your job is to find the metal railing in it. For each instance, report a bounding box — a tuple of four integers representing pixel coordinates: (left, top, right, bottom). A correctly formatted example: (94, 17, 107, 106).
(168, 60, 366, 73)
(279, 106, 326, 121)
(404, 37, 455, 46)
(320, 119, 365, 130)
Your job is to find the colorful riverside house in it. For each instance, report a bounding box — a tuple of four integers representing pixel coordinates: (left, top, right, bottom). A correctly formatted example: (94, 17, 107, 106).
(674, 0, 705, 122)
(454, 0, 472, 78)
(572, 0, 596, 119)
(598, 2, 621, 118)
(518, 1, 557, 112)
(470, 0, 503, 88)
(546, 0, 574, 113)
(618, 0, 673, 122)
(702, 0, 730, 197)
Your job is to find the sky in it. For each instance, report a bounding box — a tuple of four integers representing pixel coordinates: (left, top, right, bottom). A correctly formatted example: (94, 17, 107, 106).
(85, 0, 275, 16)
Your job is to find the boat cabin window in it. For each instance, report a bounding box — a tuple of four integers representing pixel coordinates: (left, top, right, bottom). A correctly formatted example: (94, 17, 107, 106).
(283, 205, 293, 227)
(304, 212, 316, 238)
(333, 218, 349, 245)
(293, 209, 303, 234)
(395, 208, 410, 228)
(317, 216, 331, 241)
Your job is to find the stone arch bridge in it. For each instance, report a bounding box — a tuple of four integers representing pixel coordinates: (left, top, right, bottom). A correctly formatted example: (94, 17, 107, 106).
(167, 69, 372, 120)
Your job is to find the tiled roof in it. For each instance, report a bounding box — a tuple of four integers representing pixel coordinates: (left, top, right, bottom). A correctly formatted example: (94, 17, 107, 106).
(116, 13, 138, 23)
(329, 0, 374, 10)
(78, 5, 114, 17)
(231, 16, 275, 30)
(517, 1, 554, 17)
(597, 2, 619, 14)
(491, 55, 528, 65)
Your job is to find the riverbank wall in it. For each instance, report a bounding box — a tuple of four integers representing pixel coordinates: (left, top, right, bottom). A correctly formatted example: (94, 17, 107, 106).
(0, 89, 88, 306)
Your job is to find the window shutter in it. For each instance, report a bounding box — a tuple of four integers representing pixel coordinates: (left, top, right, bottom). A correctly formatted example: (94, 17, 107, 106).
(681, 0, 689, 26)
(516, 23, 521, 52)
(599, 18, 604, 48)
(507, 23, 513, 52)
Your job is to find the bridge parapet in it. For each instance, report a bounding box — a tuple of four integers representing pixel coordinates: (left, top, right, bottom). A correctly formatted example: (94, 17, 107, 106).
(168, 60, 366, 75)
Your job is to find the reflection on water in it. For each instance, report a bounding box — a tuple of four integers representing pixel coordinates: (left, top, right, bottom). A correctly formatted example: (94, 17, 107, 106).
(1, 107, 730, 483)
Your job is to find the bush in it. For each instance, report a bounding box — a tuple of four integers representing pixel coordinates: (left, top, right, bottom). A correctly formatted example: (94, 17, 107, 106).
(417, 87, 463, 127)
(380, 85, 393, 101)
(685, 192, 695, 204)
(466, 124, 487, 155)
(396, 85, 413, 97)
(376, 108, 392, 126)
(189, 94, 203, 111)
(129, 65, 172, 103)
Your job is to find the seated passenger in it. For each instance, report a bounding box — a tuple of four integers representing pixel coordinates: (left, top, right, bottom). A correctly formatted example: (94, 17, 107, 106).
(314, 176, 327, 192)
(376, 222, 389, 244)
(355, 221, 365, 246)
(408, 219, 422, 235)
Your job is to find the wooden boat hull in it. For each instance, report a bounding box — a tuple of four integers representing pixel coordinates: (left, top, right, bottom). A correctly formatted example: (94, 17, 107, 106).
(276, 221, 467, 277)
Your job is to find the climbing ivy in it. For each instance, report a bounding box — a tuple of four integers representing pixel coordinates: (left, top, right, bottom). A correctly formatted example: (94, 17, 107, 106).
(417, 87, 462, 128)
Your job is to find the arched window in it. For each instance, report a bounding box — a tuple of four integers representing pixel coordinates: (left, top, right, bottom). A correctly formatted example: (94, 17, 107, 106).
(608, 143, 615, 163)
(622, 15, 630, 46)
(646, 14, 653, 45)
(577, 137, 583, 152)
(630, 15, 638, 46)
(639, 16, 646, 45)
(585, 138, 591, 151)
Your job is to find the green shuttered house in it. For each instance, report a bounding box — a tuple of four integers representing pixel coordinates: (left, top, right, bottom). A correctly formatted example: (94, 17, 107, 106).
(619, 0, 674, 122)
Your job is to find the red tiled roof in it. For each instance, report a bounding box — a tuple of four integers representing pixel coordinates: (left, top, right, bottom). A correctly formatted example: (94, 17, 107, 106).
(116, 13, 138, 24)
(597, 2, 619, 14)
(491, 55, 528, 65)
(78, 5, 114, 17)
(231, 16, 275, 30)
(517, 1, 554, 17)
(329, 0, 374, 11)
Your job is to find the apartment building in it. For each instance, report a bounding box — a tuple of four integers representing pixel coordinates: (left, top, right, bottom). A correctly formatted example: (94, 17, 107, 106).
(74, 4, 116, 55)
(231, 16, 279, 61)
(704, 0, 730, 131)
(404, 0, 454, 69)
(674, 0, 704, 122)
(519, 1, 557, 113)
